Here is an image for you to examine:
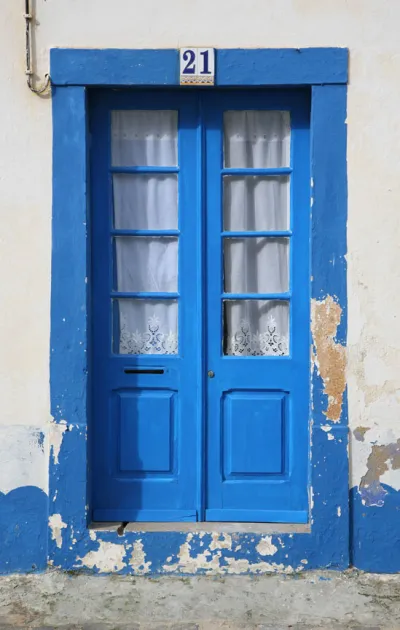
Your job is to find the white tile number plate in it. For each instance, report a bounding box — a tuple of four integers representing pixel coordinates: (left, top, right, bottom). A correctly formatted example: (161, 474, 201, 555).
(180, 48, 215, 85)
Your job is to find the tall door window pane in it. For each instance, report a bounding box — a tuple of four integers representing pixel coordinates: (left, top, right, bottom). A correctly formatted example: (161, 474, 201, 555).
(223, 110, 291, 356)
(111, 110, 179, 355)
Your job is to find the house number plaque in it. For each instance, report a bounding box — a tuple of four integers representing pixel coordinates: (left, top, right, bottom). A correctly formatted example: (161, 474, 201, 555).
(180, 48, 215, 85)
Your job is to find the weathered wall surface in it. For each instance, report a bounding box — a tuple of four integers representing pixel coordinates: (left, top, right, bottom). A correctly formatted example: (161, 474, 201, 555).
(1, 0, 399, 573)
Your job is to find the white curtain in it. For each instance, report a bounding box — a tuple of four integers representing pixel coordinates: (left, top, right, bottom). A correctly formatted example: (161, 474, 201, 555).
(111, 109, 290, 356)
(112, 111, 179, 355)
(223, 111, 290, 356)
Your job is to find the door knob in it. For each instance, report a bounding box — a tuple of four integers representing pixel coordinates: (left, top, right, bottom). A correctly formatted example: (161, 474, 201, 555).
(208, 370, 215, 378)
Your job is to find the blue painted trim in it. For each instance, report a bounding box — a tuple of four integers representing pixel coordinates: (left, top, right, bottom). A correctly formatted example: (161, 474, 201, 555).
(111, 166, 180, 174)
(222, 231, 292, 238)
(94, 509, 198, 522)
(222, 293, 291, 300)
(111, 229, 180, 237)
(49, 50, 349, 575)
(51, 86, 88, 426)
(50, 85, 90, 562)
(206, 509, 308, 524)
(111, 291, 180, 299)
(222, 168, 292, 176)
(50, 48, 348, 87)
(311, 85, 347, 313)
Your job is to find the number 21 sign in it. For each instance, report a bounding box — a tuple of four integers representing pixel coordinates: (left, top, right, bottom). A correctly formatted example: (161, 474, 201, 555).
(180, 48, 215, 85)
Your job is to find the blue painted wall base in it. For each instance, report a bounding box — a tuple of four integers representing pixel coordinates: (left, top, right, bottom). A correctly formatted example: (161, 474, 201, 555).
(0, 487, 47, 574)
(351, 485, 400, 573)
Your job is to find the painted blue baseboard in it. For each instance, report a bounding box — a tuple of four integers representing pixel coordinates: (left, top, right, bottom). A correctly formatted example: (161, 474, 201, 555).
(0, 487, 48, 574)
(350, 485, 400, 573)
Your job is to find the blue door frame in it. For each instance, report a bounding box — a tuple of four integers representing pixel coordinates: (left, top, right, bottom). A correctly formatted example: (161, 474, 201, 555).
(50, 48, 349, 573)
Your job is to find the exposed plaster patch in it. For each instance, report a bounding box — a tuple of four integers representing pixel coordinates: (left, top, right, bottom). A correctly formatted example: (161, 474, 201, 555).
(359, 439, 400, 506)
(354, 426, 369, 442)
(209, 533, 232, 551)
(129, 540, 151, 574)
(89, 530, 97, 541)
(0, 425, 48, 494)
(311, 296, 346, 423)
(49, 513, 67, 549)
(163, 540, 221, 574)
(162, 534, 298, 575)
(49, 420, 67, 465)
(256, 536, 278, 557)
(310, 487, 315, 511)
(76, 541, 127, 572)
(337, 506, 342, 517)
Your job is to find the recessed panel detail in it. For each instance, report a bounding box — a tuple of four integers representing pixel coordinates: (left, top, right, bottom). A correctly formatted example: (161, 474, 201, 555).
(118, 390, 174, 473)
(223, 391, 286, 477)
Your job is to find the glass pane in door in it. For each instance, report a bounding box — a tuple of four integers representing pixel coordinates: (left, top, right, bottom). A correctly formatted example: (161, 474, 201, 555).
(113, 299, 178, 355)
(112, 110, 178, 166)
(223, 237, 289, 294)
(113, 237, 178, 293)
(111, 110, 179, 356)
(113, 174, 178, 229)
(223, 176, 289, 231)
(224, 300, 289, 356)
(223, 110, 290, 168)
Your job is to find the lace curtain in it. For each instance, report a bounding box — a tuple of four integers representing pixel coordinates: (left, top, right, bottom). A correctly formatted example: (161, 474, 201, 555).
(112, 110, 179, 355)
(111, 109, 290, 356)
(223, 110, 290, 356)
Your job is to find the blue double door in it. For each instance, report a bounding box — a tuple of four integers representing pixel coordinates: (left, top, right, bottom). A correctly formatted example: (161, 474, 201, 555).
(90, 88, 310, 523)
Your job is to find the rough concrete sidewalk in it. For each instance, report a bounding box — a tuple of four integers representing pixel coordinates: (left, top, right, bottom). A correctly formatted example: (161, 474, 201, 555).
(0, 570, 399, 629)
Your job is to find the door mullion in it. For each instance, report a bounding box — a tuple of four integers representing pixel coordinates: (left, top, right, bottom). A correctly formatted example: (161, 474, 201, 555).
(196, 92, 207, 522)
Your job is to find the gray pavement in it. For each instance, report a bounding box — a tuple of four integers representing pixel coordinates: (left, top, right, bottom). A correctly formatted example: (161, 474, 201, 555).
(0, 570, 399, 629)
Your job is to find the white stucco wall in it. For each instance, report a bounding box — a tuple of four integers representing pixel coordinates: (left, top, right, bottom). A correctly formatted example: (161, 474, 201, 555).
(1, 0, 400, 496)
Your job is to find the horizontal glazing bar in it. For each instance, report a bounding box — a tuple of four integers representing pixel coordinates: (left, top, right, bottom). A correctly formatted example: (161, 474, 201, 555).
(110, 166, 180, 174)
(222, 292, 291, 300)
(111, 291, 180, 299)
(111, 229, 180, 237)
(221, 167, 292, 176)
(222, 230, 292, 238)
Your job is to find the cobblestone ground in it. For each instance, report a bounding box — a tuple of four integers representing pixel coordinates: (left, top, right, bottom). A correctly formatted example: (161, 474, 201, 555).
(0, 570, 399, 629)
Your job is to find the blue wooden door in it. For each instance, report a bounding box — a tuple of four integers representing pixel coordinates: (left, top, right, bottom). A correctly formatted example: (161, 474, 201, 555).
(90, 90, 202, 522)
(90, 89, 310, 523)
(204, 91, 310, 523)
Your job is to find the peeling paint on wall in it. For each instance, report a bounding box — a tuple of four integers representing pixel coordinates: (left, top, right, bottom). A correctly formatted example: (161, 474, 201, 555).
(353, 427, 369, 442)
(0, 426, 48, 495)
(359, 440, 400, 506)
(159, 532, 303, 575)
(209, 533, 232, 551)
(49, 420, 67, 465)
(311, 296, 346, 423)
(256, 536, 278, 556)
(76, 541, 127, 572)
(49, 513, 67, 549)
(129, 540, 151, 574)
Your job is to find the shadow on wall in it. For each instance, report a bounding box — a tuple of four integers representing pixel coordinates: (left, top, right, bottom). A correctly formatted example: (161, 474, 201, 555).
(0, 486, 47, 573)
